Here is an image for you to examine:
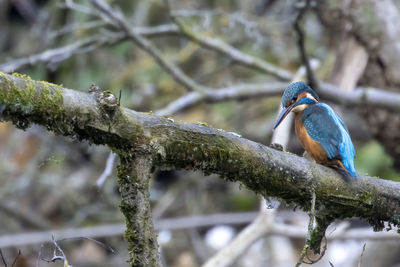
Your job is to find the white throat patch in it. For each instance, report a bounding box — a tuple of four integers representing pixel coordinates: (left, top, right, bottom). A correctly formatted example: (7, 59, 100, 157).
(306, 92, 318, 102)
(291, 104, 308, 113)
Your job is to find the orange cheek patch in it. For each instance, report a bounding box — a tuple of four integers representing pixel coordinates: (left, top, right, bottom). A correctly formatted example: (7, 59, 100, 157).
(298, 91, 308, 99)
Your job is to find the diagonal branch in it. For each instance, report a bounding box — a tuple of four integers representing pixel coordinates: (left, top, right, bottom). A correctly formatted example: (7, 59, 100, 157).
(0, 24, 179, 73)
(175, 19, 293, 80)
(293, 0, 319, 91)
(91, 0, 209, 92)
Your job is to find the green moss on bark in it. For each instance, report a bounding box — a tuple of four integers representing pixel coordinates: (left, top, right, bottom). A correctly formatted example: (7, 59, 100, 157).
(117, 156, 159, 267)
(0, 72, 65, 131)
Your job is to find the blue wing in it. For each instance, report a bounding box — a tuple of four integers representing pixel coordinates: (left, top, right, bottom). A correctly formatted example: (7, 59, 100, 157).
(301, 103, 357, 177)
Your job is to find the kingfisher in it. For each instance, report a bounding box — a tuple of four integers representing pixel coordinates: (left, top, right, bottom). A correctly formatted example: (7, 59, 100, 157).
(273, 81, 357, 178)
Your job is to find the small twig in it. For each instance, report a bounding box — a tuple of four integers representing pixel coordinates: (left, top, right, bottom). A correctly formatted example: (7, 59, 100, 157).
(304, 236, 327, 264)
(0, 35, 109, 73)
(293, 0, 319, 90)
(202, 208, 276, 267)
(295, 190, 316, 267)
(0, 24, 179, 73)
(91, 0, 209, 93)
(52, 235, 70, 266)
(61, 0, 97, 16)
(59, 237, 115, 254)
(0, 248, 7, 267)
(41, 235, 72, 266)
(0, 249, 20, 267)
(96, 152, 117, 189)
(48, 20, 107, 40)
(36, 244, 44, 267)
(118, 90, 122, 106)
(171, 9, 222, 18)
(308, 190, 316, 235)
(163, 0, 292, 79)
(357, 243, 366, 267)
(38, 235, 114, 267)
(10, 250, 20, 267)
(175, 18, 293, 80)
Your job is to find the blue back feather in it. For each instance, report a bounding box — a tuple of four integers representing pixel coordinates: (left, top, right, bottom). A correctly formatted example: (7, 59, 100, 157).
(301, 103, 357, 178)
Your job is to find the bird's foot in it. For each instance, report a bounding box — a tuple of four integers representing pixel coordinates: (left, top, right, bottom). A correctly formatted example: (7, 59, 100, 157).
(270, 143, 283, 151)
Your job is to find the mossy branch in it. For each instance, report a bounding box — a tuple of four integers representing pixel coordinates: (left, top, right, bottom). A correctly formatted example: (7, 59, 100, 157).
(1, 72, 400, 262)
(117, 156, 159, 266)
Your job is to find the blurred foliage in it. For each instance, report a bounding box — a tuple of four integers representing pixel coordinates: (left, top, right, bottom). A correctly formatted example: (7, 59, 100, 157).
(355, 141, 400, 181)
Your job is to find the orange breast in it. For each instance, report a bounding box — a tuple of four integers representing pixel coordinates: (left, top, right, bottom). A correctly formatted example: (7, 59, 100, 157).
(294, 113, 329, 164)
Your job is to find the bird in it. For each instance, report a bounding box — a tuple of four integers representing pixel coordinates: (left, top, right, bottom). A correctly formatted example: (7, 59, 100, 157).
(273, 81, 357, 178)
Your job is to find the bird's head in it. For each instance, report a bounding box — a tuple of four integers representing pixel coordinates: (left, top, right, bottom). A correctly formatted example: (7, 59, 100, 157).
(273, 81, 319, 129)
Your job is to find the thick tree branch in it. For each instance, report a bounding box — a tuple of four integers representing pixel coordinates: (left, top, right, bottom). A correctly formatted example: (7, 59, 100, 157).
(1, 72, 399, 236)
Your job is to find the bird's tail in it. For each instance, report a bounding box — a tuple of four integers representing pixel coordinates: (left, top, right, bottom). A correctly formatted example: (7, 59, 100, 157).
(341, 159, 358, 178)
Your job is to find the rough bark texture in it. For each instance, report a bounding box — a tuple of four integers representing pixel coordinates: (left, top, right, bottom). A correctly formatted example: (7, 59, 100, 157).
(118, 156, 159, 266)
(0, 72, 400, 258)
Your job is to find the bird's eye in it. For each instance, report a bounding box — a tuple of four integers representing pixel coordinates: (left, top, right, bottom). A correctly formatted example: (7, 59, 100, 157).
(290, 97, 297, 104)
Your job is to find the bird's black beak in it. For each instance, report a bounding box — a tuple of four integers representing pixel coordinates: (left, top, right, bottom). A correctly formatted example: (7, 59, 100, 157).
(273, 104, 295, 129)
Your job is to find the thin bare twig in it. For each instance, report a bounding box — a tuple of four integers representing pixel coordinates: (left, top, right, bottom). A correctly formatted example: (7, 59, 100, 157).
(10, 250, 20, 267)
(38, 236, 114, 267)
(0, 35, 109, 73)
(293, 0, 319, 90)
(36, 244, 44, 267)
(96, 152, 117, 189)
(92, 0, 209, 92)
(48, 20, 107, 40)
(0, 24, 179, 73)
(202, 208, 276, 267)
(304, 237, 327, 264)
(41, 235, 71, 266)
(0, 248, 7, 267)
(295, 190, 316, 267)
(357, 243, 366, 267)
(171, 9, 222, 18)
(61, 0, 97, 16)
(176, 18, 293, 80)
(59, 237, 115, 254)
